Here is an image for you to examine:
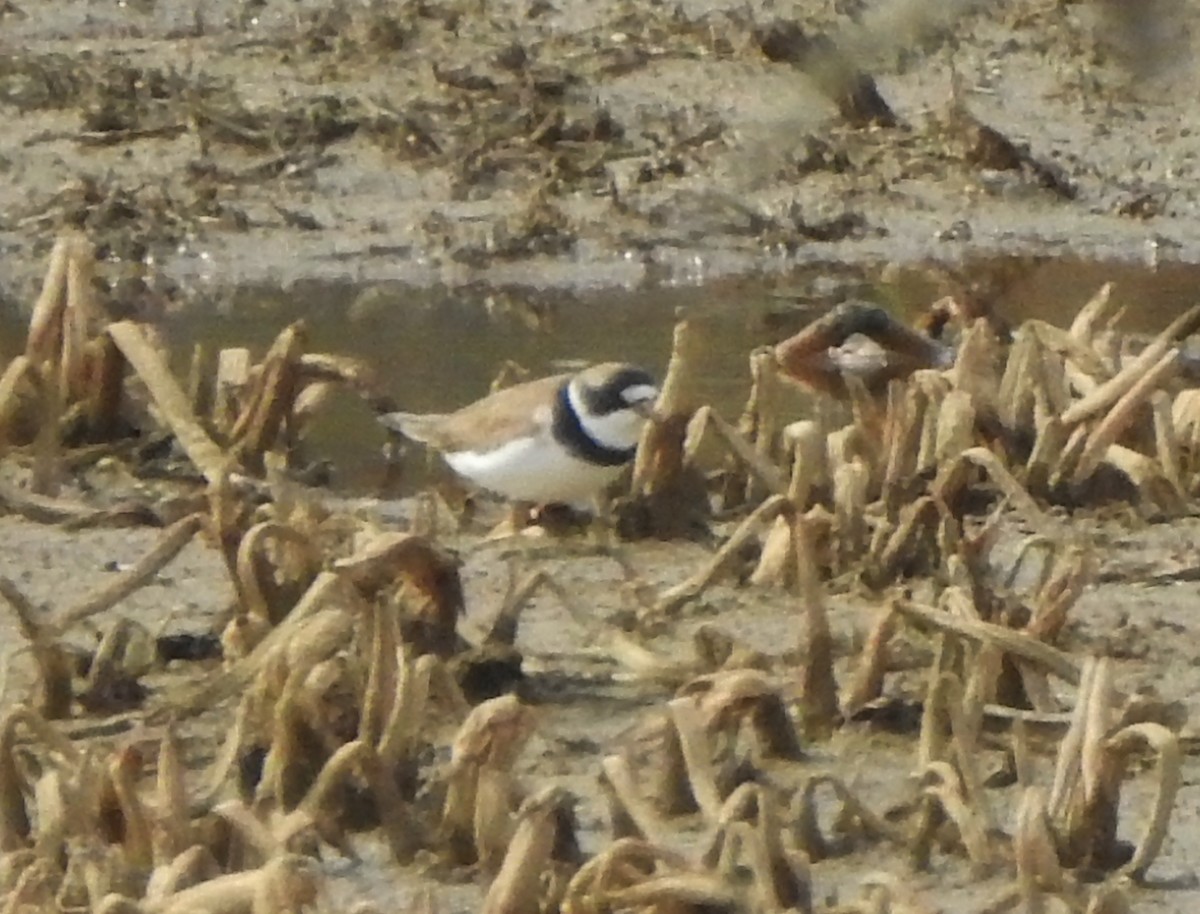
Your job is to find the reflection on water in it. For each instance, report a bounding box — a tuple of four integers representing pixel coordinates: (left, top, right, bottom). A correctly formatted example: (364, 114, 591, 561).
(3, 256, 1196, 492)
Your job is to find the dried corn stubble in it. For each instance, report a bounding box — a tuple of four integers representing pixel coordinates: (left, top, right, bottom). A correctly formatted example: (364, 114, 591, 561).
(770, 294, 1200, 540)
(625, 320, 710, 538)
(439, 694, 536, 866)
(680, 668, 804, 762)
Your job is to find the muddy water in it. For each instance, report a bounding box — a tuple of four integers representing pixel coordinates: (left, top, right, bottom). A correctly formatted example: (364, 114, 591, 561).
(6, 255, 1187, 491)
(165, 273, 834, 491)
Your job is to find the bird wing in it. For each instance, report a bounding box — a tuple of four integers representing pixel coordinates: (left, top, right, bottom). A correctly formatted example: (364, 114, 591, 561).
(380, 373, 568, 453)
(377, 411, 452, 444)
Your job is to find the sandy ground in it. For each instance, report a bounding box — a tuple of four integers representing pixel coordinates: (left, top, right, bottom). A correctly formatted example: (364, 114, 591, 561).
(3, 0, 1200, 912)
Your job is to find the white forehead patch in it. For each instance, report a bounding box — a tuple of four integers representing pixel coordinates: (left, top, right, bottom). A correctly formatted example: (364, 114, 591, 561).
(621, 383, 659, 405)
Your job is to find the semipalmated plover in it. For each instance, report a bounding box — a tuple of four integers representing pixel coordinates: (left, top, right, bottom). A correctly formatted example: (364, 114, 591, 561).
(379, 362, 659, 506)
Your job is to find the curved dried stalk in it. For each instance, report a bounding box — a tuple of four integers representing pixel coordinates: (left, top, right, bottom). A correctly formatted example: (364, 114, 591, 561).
(684, 669, 803, 760)
(775, 303, 950, 398)
(145, 853, 319, 914)
(108, 321, 232, 485)
(144, 846, 220, 904)
(376, 653, 436, 772)
(0, 577, 73, 718)
(1104, 722, 1181, 879)
(166, 571, 354, 721)
(831, 457, 870, 562)
(784, 420, 827, 510)
(604, 872, 742, 912)
(54, 513, 205, 635)
(918, 761, 996, 870)
(229, 322, 306, 472)
(702, 782, 809, 913)
(1029, 318, 1112, 385)
(561, 838, 691, 914)
(1048, 657, 1099, 820)
(1027, 547, 1092, 642)
(703, 406, 790, 497)
(865, 495, 940, 585)
(1150, 390, 1186, 497)
(792, 774, 905, 861)
(1067, 283, 1117, 344)
(335, 531, 464, 657)
(153, 724, 190, 862)
(630, 320, 706, 533)
(938, 674, 994, 834)
(442, 695, 535, 862)
(935, 390, 977, 470)
(0, 719, 32, 852)
(749, 516, 796, 588)
(793, 513, 839, 736)
(234, 522, 320, 626)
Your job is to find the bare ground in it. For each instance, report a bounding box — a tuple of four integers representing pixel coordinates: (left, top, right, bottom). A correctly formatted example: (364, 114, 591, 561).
(2, 0, 1200, 912)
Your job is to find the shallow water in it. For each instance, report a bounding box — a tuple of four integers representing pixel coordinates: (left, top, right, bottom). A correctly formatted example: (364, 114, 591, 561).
(8, 255, 1196, 491)
(174, 256, 1200, 490)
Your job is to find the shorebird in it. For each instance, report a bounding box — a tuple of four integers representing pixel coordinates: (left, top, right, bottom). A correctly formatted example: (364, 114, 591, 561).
(378, 362, 659, 509)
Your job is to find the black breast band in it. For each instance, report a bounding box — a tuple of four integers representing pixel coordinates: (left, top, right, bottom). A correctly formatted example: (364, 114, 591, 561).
(551, 383, 636, 467)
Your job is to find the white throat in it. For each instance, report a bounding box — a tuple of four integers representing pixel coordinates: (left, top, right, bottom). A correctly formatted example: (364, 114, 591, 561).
(567, 381, 646, 451)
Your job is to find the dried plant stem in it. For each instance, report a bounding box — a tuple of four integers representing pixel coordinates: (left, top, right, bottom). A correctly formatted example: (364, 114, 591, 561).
(919, 760, 995, 869)
(600, 755, 662, 843)
(107, 321, 229, 484)
(667, 698, 724, 823)
(1048, 657, 1098, 819)
(480, 787, 567, 914)
(934, 447, 1063, 541)
(895, 600, 1080, 686)
(632, 319, 701, 491)
(231, 322, 305, 472)
(1072, 349, 1178, 484)
(655, 495, 790, 616)
(701, 407, 789, 496)
(792, 774, 906, 860)
(1014, 786, 1064, 909)
(794, 513, 838, 735)
(1060, 305, 1200, 427)
(1107, 722, 1181, 879)
(0, 578, 72, 718)
(234, 521, 319, 625)
(54, 513, 203, 635)
(25, 234, 72, 364)
(841, 604, 896, 718)
(1150, 390, 1186, 497)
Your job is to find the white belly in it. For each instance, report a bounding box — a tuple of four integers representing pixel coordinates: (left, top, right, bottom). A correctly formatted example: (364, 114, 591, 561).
(444, 436, 626, 504)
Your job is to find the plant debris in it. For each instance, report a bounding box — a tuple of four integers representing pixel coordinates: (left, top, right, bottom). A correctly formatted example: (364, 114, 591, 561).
(0, 235, 1189, 912)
